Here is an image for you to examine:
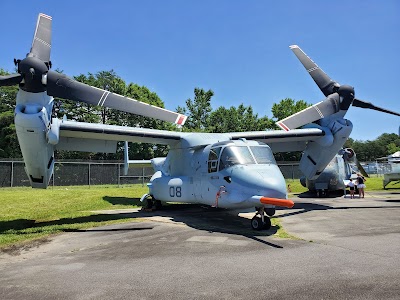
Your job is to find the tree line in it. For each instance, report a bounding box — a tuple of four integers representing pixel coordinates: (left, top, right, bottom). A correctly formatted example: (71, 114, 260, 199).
(1, 68, 398, 161)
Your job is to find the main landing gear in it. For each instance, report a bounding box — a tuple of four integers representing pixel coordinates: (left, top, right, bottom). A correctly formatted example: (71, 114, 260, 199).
(251, 207, 272, 231)
(140, 194, 162, 211)
(316, 189, 329, 198)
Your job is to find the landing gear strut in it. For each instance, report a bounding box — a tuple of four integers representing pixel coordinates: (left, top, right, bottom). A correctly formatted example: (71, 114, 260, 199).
(251, 207, 272, 230)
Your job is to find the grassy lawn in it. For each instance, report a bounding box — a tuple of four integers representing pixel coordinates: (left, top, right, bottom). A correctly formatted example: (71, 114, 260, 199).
(0, 185, 148, 249)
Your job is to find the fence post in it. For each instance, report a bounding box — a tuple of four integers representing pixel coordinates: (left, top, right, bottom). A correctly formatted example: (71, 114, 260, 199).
(142, 167, 145, 187)
(88, 162, 91, 188)
(118, 163, 120, 186)
(292, 164, 294, 180)
(10, 161, 14, 187)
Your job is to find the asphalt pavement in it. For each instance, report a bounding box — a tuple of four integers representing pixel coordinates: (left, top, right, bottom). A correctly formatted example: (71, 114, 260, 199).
(1, 191, 399, 299)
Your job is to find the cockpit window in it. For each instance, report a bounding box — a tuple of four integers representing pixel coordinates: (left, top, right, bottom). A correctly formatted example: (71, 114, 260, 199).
(208, 147, 222, 173)
(219, 146, 255, 171)
(250, 146, 276, 165)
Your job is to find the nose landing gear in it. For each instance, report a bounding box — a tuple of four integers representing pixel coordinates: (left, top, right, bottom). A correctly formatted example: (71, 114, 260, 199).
(251, 207, 272, 230)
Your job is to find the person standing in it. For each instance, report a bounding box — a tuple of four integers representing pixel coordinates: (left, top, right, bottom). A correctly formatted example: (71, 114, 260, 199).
(347, 179, 355, 199)
(356, 173, 366, 198)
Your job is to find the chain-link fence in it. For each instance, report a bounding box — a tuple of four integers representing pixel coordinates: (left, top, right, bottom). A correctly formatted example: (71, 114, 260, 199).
(4, 159, 390, 188)
(0, 160, 155, 188)
(0, 160, 305, 188)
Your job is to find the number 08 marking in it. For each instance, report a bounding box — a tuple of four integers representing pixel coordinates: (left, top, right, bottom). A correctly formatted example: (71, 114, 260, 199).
(169, 186, 182, 197)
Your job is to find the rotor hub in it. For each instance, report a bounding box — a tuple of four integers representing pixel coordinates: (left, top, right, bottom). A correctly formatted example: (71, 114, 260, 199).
(17, 56, 48, 93)
(338, 85, 355, 110)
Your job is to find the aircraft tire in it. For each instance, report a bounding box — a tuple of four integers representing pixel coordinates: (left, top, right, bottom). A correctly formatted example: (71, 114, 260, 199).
(154, 199, 162, 209)
(251, 216, 264, 231)
(263, 217, 271, 230)
(265, 208, 276, 216)
(145, 198, 153, 209)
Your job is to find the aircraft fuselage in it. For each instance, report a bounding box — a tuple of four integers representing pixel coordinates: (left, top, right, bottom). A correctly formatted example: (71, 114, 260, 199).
(149, 139, 288, 209)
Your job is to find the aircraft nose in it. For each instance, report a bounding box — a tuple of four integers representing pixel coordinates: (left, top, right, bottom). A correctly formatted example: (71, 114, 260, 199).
(231, 165, 287, 199)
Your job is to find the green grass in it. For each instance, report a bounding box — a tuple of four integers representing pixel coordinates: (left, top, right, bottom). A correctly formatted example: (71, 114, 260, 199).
(285, 179, 308, 194)
(0, 185, 148, 249)
(271, 217, 300, 239)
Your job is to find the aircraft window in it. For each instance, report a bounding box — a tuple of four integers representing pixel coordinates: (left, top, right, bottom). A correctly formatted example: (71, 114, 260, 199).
(208, 147, 222, 173)
(250, 146, 277, 164)
(219, 146, 255, 170)
(208, 147, 221, 161)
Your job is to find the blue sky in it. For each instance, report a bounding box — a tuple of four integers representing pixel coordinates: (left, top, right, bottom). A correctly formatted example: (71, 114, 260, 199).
(1, 0, 399, 141)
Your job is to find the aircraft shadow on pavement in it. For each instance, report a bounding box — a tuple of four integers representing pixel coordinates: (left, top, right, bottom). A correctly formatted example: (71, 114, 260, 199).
(103, 197, 283, 248)
(296, 191, 345, 198)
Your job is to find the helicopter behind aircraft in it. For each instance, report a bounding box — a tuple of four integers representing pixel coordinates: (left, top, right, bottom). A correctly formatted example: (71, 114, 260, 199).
(1, 14, 400, 230)
(300, 148, 368, 197)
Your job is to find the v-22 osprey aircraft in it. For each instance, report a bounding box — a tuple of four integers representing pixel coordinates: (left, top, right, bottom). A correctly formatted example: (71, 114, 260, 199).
(2, 14, 399, 230)
(300, 148, 369, 197)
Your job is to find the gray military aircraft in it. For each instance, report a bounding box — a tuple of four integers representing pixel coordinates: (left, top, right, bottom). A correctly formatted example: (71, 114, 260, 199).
(300, 148, 368, 197)
(2, 14, 400, 230)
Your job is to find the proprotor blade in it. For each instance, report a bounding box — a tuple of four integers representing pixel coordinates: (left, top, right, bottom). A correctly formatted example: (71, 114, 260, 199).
(276, 93, 340, 131)
(46, 70, 187, 125)
(290, 45, 338, 97)
(355, 159, 369, 178)
(0, 73, 23, 87)
(30, 13, 52, 62)
(352, 98, 400, 117)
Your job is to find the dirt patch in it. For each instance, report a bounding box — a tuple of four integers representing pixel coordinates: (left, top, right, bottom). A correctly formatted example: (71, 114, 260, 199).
(0, 237, 51, 256)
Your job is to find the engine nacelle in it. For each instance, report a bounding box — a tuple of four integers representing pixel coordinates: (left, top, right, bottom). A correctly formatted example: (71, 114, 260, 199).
(14, 103, 55, 188)
(300, 119, 353, 180)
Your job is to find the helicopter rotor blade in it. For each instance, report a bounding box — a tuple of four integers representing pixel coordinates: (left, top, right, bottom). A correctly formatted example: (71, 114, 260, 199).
(46, 70, 187, 125)
(342, 148, 369, 178)
(289, 45, 339, 97)
(29, 13, 52, 62)
(352, 99, 400, 117)
(287, 45, 399, 129)
(355, 159, 369, 178)
(276, 93, 340, 131)
(0, 73, 23, 87)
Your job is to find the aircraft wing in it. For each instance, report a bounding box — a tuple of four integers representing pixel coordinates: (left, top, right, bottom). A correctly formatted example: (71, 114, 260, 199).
(56, 121, 325, 153)
(56, 120, 185, 153)
(228, 128, 325, 152)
